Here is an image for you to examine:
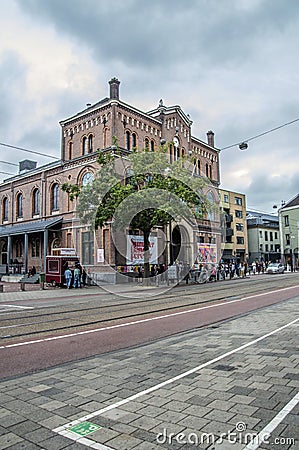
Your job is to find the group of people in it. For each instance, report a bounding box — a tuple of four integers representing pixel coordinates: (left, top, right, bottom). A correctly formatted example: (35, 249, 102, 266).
(64, 262, 87, 289)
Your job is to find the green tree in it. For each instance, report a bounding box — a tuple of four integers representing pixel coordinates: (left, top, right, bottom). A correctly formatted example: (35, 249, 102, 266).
(63, 143, 214, 280)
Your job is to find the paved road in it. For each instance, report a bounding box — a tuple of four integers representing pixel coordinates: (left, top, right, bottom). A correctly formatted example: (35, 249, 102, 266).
(1, 274, 299, 378)
(0, 292, 298, 449)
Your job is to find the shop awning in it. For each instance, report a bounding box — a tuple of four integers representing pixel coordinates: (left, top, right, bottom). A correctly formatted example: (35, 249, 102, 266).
(0, 217, 63, 237)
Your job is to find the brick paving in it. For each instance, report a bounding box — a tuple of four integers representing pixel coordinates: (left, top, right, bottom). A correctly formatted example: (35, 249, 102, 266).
(0, 297, 298, 449)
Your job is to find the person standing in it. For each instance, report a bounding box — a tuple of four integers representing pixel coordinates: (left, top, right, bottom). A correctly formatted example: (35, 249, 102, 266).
(73, 265, 81, 288)
(64, 267, 72, 289)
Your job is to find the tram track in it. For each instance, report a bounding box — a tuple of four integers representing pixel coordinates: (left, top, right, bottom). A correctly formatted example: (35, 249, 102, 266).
(1, 275, 298, 342)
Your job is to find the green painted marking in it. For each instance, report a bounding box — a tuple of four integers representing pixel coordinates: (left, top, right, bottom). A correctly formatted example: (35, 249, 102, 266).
(68, 421, 101, 436)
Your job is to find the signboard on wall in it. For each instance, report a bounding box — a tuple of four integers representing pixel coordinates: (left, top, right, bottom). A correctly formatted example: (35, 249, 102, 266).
(126, 235, 158, 265)
(197, 243, 217, 264)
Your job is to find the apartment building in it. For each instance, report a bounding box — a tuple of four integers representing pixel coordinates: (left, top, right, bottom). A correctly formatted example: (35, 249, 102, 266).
(246, 211, 280, 264)
(219, 189, 248, 263)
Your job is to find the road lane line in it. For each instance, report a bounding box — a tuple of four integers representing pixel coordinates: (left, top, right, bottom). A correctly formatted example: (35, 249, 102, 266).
(53, 317, 298, 442)
(1, 285, 298, 349)
(242, 391, 299, 450)
(0, 304, 34, 309)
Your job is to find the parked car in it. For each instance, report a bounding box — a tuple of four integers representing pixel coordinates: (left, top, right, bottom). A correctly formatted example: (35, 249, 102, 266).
(266, 263, 285, 274)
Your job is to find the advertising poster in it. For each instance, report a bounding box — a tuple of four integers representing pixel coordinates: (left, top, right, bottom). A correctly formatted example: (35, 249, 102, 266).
(197, 243, 217, 264)
(126, 235, 158, 265)
(97, 248, 105, 263)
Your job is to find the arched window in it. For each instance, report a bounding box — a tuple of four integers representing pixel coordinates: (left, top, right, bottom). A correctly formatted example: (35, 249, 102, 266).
(126, 131, 131, 150)
(32, 188, 39, 216)
(206, 163, 209, 177)
(68, 142, 73, 159)
(88, 135, 93, 153)
(209, 165, 212, 179)
(144, 138, 149, 150)
(150, 140, 155, 152)
(82, 136, 87, 155)
(51, 183, 59, 211)
(198, 160, 201, 175)
(2, 197, 8, 221)
(16, 193, 23, 218)
(132, 133, 137, 149)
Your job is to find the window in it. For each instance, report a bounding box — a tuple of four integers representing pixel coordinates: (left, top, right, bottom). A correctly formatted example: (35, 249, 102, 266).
(82, 231, 94, 265)
(236, 223, 243, 231)
(264, 231, 268, 241)
(235, 197, 242, 206)
(224, 194, 229, 203)
(150, 140, 155, 152)
(2, 197, 8, 221)
(205, 163, 209, 177)
(284, 215, 289, 226)
(32, 188, 39, 216)
(169, 144, 173, 164)
(265, 244, 269, 252)
(82, 172, 94, 186)
(237, 237, 244, 245)
(270, 231, 273, 241)
(16, 239, 23, 257)
(144, 138, 149, 150)
(235, 210, 243, 218)
(286, 234, 290, 245)
(197, 160, 201, 175)
(259, 230, 263, 238)
(209, 165, 212, 179)
(31, 238, 40, 257)
(126, 131, 130, 150)
(16, 193, 23, 218)
(275, 232, 278, 240)
(88, 135, 93, 153)
(132, 133, 137, 149)
(51, 183, 59, 211)
(68, 141, 73, 159)
(82, 136, 87, 155)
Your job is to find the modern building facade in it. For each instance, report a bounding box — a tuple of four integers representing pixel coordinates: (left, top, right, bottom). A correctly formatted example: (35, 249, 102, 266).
(219, 189, 248, 263)
(0, 78, 221, 281)
(246, 211, 280, 264)
(278, 194, 299, 271)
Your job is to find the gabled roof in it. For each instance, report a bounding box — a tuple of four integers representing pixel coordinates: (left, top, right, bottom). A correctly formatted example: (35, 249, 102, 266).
(281, 193, 299, 209)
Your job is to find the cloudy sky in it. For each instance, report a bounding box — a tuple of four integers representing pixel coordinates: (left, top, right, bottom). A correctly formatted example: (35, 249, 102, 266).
(0, 0, 298, 212)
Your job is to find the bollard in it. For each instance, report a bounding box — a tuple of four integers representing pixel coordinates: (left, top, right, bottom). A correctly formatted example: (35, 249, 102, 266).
(20, 282, 25, 291)
(0, 284, 3, 292)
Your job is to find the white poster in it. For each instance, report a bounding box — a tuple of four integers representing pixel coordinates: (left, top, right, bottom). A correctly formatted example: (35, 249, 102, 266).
(97, 248, 105, 263)
(126, 235, 158, 265)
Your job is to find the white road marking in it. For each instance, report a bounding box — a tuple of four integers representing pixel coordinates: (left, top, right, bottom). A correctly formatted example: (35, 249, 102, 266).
(0, 304, 34, 310)
(52, 317, 298, 450)
(1, 285, 298, 350)
(242, 391, 299, 450)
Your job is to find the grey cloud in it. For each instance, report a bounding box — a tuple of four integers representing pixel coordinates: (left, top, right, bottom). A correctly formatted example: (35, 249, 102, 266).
(16, 0, 299, 73)
(0, 52, 27, 132)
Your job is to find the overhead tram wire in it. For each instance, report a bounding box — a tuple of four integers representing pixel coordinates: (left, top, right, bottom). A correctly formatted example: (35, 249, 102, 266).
(0, 142, 60, 160)
(220, 117, 299, 151)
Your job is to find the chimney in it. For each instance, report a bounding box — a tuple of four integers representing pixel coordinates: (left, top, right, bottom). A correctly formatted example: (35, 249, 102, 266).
(109, 77, 120, 100)
(207, 130, 215, 147)
(19, 159, 37, 174)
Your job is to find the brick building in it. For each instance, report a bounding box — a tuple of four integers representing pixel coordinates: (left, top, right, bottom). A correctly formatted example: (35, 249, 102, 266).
(0, 78, 220, 281)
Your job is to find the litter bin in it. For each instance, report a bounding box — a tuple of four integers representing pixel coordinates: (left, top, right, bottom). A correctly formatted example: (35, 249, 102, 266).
(39, 272, 45, 290)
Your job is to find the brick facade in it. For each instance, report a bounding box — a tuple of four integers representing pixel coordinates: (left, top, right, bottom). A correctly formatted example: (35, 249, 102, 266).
(0, 78, 220, 280)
